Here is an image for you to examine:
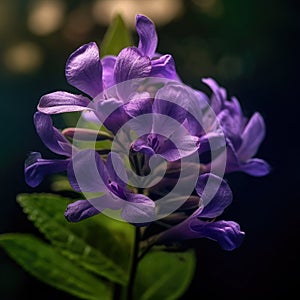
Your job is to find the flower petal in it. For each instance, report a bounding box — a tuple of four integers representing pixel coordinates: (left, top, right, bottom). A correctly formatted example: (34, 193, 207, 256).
(136, 14, 158, 57)
(202, 78, 224, 98)
(106, 152, 128, 188)
(95, 97, 128, 134)
(154, 84, 189, 122)
(189, 220, 245, 251)
(202, 78, 226, 114)
(150, 55, 178, 80)
(156, 215, 244, 251)
(132, 137, 156, 157)
(237, 112, 266, 161)
(121, 192, 155, 224)
(224, 140, 240, 173)
(65, 42, 103, 98)
(198, 130, 226, 154)
(34, 112, 73, 156)
(239, 158, 271, 176)
(185, 90, 208, 136)
(195, 173, 232, 218)
(225, 96, 243, 118)
(159, 134, 200, 161)
(114, 47, 151, 83)
(122, 92, 153, 136)
(38, 91, 92, 114)
(124, 93, 152, 118)
(218, 109, 242, 149)
(67, 149, 109, 193)
(152, 85, 191, 136)
(81, 111, 101, 124)
(64, 199, 100, 222)
(25, 152, 69, 187)
(102, 55, 116, 89)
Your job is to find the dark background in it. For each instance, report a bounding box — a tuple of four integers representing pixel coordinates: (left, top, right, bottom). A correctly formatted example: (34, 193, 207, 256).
(0, 0, 299, 299)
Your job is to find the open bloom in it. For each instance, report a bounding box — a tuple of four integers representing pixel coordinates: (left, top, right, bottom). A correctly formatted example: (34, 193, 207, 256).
(65, 150, 155, 224)
(125, 84, 200, 161)
(202, 78, 270, 176)
(157, 174, 244, 250)
(103, 14, 180, 87)
(25, 112, 75, 187)
(37, 15, 179, 135)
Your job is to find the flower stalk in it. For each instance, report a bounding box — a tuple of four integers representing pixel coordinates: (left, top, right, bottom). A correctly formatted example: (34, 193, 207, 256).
(127, 226, 141, 300)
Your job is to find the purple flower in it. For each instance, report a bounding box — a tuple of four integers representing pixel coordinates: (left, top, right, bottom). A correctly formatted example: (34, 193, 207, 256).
(38, 42, 102, 115)
(104, 14, 180, 86)
(37, 40, 141, 134)
(157, 173, 244, 251)
(126, 84, 200, 161)
(135, 14, 180, 81)
(24, 13, 271, 251)
(37, 15, 179, 135)
(37, 41, 123, 134)
(65, 150, 155, 224)
(25, 112, 74, 187)
(203, 78, 270, 176)
(183, 89, 227, 156)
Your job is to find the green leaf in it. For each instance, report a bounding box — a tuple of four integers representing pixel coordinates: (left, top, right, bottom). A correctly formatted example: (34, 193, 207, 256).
(17, 193, 129, 285)
(51, 175, 73, 192)
(134, 250, 196, 300)
(62, 111, 81, 127)
(82, 213, 134, 272)
(72, 139, 112, 151)
(101, 14, 132, 57)
(0, 234, 111, 300)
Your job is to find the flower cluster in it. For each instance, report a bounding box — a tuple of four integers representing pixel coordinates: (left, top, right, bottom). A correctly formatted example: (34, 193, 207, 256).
(25, 15, 270, 251)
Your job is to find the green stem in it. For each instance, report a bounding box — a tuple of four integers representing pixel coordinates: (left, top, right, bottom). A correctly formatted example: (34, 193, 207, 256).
(138, 234, 159, 262)
(127, 226, 140, 300)
(138, 243, 153, 262)
(113, 283, 122, 300)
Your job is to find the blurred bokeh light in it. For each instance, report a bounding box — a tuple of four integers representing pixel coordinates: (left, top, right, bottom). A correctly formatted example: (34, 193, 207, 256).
(62, 4, 94, 42)
(192, 0, 223, 17)
(3, 42, 43, 73)
(27, 0, 66, 36)
(92, 0, 184, 27)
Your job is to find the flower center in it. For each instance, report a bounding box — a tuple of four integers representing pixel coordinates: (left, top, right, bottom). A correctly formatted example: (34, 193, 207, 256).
(108, 180, 125, 199)
(147, 133, 160, 152)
